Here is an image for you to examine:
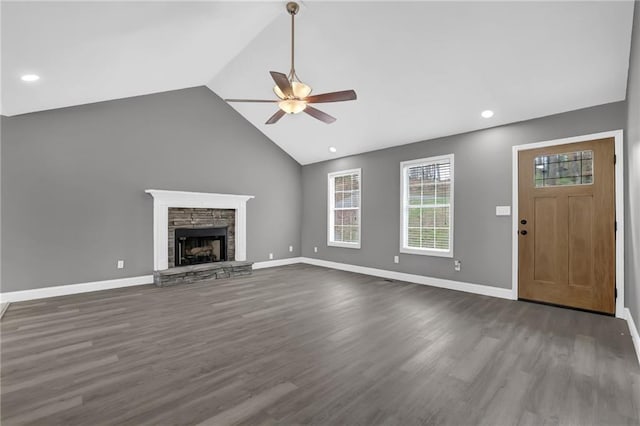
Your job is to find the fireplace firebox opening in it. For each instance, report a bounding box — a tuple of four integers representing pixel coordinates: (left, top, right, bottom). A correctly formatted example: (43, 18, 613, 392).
(174, 227, 227, 267)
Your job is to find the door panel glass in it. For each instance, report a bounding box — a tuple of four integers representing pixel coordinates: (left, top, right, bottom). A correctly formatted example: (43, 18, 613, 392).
(534, 150, 593, 187)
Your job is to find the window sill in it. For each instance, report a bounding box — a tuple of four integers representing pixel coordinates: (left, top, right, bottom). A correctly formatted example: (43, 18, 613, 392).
(400, 247, 453, 258)
(328, 241, 361, 249)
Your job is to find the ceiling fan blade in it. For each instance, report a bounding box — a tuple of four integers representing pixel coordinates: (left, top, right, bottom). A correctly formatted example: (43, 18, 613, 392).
(265, 109, 286, 125)
(225, 99, 278, 103)
(304, 105, 336, 124)
(305, 90, 357, 104)
(270, 71, 293, 98)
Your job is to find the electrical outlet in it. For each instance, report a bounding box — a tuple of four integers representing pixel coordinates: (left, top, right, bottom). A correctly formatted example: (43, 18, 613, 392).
(289, 245, 293, 252)
(394, 255, 399, 264)
(454, 260, 461, 271)
(269, 253, 274, 260)
(117, 260, 125, 269)
(314, 247, 318, 253)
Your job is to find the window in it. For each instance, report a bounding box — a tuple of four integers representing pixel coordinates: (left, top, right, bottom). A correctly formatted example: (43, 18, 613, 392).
(401, 154, 454, 257)
(534, 150, 593, 187)
(328, 168, 361, 249)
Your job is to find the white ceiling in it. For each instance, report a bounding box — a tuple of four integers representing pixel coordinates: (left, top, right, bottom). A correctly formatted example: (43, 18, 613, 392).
(1, 1, 282, 115)
(2, 1, 635, 165)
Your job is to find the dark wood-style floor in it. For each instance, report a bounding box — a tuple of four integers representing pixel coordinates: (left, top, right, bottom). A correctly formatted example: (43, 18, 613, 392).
(1, 264, 639, 425)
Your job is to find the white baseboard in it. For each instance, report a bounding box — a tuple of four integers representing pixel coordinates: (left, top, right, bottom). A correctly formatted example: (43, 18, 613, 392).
(252, 257, 304, 270)
(0, 275, 154, 304)
(0, 257, 301, 303)
(624, 308, 640, 366)
(299, 257, 515, 300)
(0, 257, 514, 304)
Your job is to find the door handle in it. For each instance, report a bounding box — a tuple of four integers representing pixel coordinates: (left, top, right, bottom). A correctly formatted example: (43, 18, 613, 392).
(520, 219, 527, 225)
(520, 230, 528, 235)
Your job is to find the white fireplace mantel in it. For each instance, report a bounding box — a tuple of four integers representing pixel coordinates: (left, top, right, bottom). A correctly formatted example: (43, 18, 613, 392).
(145, 189, 254, 271)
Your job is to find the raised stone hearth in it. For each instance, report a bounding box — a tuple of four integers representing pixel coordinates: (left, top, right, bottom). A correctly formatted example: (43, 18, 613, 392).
(154, 261, 253, 287)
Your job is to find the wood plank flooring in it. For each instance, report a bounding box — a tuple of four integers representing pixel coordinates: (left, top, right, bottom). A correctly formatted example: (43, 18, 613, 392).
(1, 264, 639, 425)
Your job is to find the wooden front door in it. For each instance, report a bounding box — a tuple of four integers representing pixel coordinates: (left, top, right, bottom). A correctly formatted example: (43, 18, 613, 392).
(518, 138, 615, 314)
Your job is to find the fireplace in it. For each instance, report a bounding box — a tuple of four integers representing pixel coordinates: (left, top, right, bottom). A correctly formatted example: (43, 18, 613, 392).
(174, 227, 227, 266)
(145, 190, 254, 271)
(146, 190, 255, 287)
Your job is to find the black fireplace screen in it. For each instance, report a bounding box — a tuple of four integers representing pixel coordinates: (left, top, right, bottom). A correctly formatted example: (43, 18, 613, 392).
(175, 227, 227, 266)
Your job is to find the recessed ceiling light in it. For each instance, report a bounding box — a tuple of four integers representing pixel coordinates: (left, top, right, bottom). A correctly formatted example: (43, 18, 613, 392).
(329, 146, 337, 153)
(481, 110, 494, 118)
(21, 74, 40, 82)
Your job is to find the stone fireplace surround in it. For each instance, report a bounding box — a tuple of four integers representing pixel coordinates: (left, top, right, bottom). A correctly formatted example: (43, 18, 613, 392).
(145, 190, 254, 286)
(168, 208, 235, 268)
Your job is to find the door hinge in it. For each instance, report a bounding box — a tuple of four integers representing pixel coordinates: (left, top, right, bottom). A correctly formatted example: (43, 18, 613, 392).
(615, 288, 618, 299)
(614, 154, 617, 164)
(615, 221, 618, 232)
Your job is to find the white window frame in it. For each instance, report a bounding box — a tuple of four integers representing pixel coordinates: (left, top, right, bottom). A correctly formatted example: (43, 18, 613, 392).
(328, 168, 362, 249)
(400, 154, 454, 258)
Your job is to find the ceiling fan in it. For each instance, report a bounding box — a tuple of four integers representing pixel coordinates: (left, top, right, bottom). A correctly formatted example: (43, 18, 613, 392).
(224, 2, 357, 125)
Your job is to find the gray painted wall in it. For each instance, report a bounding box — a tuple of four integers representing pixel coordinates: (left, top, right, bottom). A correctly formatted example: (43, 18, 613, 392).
(626, 1, 640, 330)
(301, 101, 627, 289)
(1, 86, 302, 292)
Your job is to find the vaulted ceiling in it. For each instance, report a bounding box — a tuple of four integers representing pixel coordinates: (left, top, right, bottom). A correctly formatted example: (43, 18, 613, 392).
(2, 1, 635, 164)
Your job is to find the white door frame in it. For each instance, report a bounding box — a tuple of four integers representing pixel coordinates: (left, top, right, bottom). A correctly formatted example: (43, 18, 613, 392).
(511, 130, 624, 318)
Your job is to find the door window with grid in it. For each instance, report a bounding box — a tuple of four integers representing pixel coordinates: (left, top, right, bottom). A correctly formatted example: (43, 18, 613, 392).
(401, 155, 454, 257)
(328, 169, 361, 249)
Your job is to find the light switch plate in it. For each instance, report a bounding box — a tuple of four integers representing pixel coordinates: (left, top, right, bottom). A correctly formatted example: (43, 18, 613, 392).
(496, 206, 511, 216)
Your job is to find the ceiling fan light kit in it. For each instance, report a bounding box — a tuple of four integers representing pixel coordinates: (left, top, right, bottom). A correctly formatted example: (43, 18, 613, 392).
(279, 99, 307, 114)
(225, 1, 357, 124)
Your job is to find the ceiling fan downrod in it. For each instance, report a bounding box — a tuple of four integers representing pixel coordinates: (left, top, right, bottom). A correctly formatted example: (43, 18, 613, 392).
(287, 2, 300, 82)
